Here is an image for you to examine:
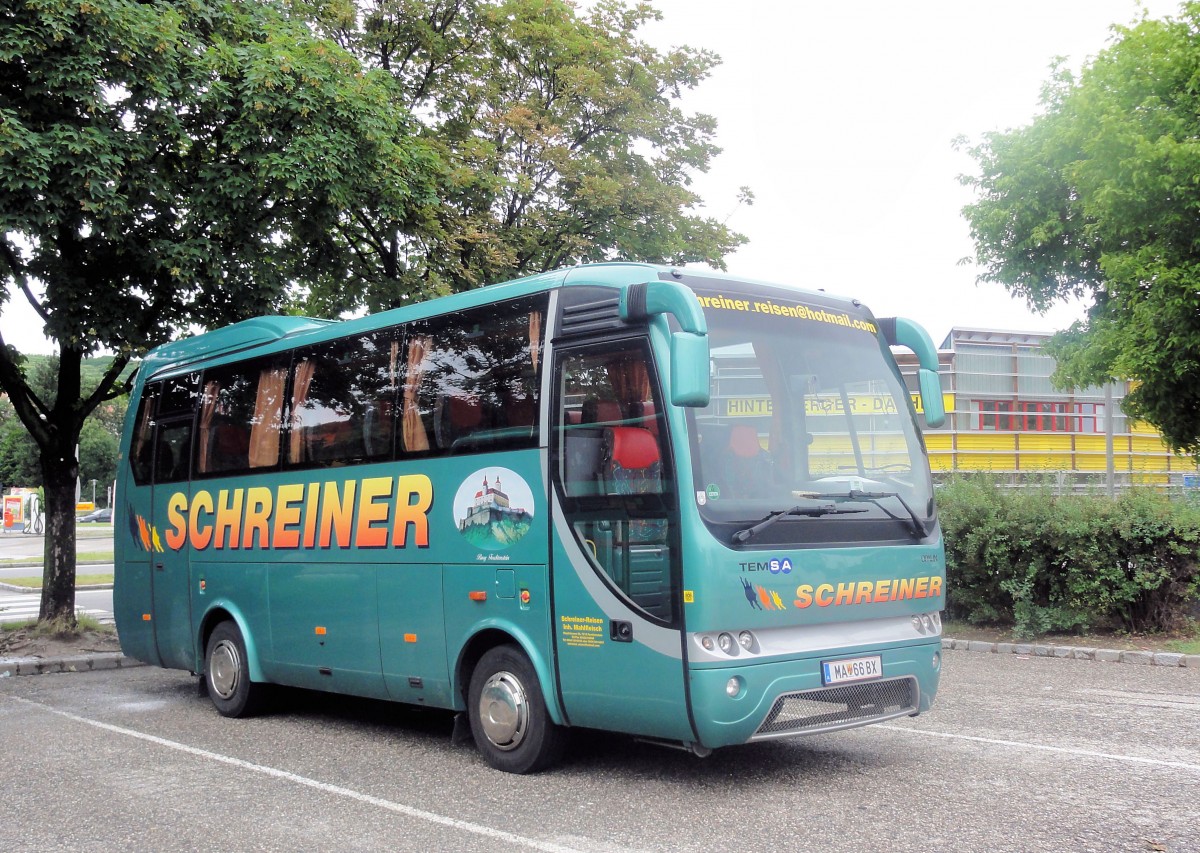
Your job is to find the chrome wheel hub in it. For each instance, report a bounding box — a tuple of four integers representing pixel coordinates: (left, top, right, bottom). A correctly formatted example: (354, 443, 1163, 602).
(209, 639, 241, 700)
(478, 670, 528, 751)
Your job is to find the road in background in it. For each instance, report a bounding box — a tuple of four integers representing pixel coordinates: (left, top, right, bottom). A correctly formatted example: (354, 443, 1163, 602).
(0, 528, 115, 623)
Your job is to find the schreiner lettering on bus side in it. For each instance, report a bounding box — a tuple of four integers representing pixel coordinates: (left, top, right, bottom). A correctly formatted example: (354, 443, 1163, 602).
(154, 475, 434, 552)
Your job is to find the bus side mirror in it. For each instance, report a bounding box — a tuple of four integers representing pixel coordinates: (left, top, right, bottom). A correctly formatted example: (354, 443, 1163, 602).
(919, 368, 945, 428)
(881, 316, 945, 429)
(620, 280, 710, 408)
(670, 331, 710, 407)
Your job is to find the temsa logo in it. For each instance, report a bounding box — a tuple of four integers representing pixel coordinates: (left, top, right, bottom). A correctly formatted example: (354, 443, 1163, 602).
(739, 557, 793, 574)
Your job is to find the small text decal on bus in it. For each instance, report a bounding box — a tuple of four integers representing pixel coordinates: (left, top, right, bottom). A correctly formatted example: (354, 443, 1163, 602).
(150, 475, 434, 552)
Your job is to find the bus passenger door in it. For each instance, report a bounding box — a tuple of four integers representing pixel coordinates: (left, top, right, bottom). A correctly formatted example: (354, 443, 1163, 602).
(549, 343, 693, 742)
(148, 415, 197, 671)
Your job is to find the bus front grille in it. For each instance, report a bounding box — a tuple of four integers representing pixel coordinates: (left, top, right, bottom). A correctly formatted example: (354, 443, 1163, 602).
(751, 676, 919, 740)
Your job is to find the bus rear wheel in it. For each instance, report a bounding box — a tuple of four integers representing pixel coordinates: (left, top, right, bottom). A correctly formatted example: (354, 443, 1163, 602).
(468, 644, 566, 773)
(205, 620, 267, 718)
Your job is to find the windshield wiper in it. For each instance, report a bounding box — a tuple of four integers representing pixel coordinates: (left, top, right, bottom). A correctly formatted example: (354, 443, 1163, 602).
(799, 489, 930, 539)
(732, 503, 868, 544)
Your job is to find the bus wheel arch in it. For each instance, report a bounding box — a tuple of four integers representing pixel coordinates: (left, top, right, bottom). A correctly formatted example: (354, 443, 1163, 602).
(198, 606, 266, 682)
(200, 612, 270, 718)
(466, 642, 567, 774)
(455, 628, 562, 721)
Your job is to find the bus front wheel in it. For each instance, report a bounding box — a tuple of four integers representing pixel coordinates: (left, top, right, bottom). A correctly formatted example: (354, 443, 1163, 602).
(468, 644, 566, 773)
(204, 621, 268, 718)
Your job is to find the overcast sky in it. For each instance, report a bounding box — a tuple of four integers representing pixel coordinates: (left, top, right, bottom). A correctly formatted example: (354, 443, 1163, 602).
(640, 0, 1183, 345)
(0, 0, 1184, 353)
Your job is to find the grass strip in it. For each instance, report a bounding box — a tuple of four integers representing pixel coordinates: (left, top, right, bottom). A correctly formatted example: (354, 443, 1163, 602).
(2, 573, 114, 588)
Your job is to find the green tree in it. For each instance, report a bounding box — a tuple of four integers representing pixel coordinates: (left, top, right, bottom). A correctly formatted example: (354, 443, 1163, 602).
(0, 355, 59, 491)
(79, 419, 118, 505)
(302, 0, 749, 314)
(0, 413, 41, 491)
(960, 2, 1200, 453)
(0, 0, 438, 626)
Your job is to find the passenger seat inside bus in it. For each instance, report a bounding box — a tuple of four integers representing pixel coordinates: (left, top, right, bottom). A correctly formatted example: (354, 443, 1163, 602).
(724, 425, 772, 498)
(435, 393, 482, 450)
(581, 397, 623, 427)
(631, 400, 658, 436)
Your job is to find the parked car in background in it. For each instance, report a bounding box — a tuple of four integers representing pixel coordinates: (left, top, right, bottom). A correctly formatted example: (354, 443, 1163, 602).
(78, 507, 112, 523)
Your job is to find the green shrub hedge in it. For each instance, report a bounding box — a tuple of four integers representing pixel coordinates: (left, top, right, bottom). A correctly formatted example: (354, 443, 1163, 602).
(937, 476, 1200, 637)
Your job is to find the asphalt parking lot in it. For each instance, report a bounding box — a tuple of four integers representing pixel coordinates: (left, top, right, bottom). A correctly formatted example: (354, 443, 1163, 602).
(2, 648, 1197, 852)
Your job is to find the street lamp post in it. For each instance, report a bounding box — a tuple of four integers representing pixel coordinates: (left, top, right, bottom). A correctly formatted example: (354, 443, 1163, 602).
(90, 479, 97, 507)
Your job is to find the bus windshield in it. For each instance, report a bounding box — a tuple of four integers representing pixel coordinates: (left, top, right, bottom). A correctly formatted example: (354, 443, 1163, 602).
(688, 286, 934, 546)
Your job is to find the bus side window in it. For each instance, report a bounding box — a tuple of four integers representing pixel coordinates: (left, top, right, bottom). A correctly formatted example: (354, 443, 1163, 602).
(434, 393, 482, 448)
(129, 386, 160, 486)
(154, 420, 193, 483)
(196, 357, 289, 477)
(405, 296, 546, 456)
(287, 331, 397, 469)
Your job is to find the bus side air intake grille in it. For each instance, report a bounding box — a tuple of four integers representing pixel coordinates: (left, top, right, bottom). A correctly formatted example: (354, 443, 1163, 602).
(559, 296, 623, 336)
(751, 676, 918, 740)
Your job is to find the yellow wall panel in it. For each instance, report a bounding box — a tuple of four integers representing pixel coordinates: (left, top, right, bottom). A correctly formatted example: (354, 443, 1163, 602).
(955, 434, 1017, 452)
(1019, 434, 1073, 452)
(925, 434, 954, 451)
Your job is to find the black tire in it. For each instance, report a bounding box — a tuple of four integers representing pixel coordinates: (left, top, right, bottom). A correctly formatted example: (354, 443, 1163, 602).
(467, 644, 567, 774)
(204, 620, 268, 718)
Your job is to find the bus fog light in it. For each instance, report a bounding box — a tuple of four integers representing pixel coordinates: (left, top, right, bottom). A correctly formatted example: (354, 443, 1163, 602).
(701, 636, 715, 651)
(932, 651, 941, 671)
(717, 632, 734, 654)
(725, 676, 744, 698)
(738, 630, 754, 650)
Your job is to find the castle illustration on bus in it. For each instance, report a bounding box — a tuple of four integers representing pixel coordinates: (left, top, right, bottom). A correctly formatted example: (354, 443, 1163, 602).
(114, 262, 947, 773)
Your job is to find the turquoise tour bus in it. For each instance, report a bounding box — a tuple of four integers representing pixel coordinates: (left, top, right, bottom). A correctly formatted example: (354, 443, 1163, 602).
(114, 262, 948, 773)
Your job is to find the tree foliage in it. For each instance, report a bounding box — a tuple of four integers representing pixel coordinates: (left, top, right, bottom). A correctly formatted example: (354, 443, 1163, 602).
(0, 403, 41, 489)
(959, 2, 1200, 453)
(302, 0, 748, 314)
(0, 357, 126, 499)
(0, 0, 744, 627)
(0, 0, 437, 624)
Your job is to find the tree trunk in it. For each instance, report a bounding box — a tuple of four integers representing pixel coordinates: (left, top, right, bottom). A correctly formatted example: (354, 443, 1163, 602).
(39, 442, 79, 627)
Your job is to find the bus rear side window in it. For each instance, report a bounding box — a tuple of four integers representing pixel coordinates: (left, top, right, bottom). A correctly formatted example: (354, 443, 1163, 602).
(196, 357, 290, 477)
(288, 331, 397, 468)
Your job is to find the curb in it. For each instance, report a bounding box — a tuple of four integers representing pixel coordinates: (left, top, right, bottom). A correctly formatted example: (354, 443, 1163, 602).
(0, 652, 145, 678)
(942, 637, 1200, 668)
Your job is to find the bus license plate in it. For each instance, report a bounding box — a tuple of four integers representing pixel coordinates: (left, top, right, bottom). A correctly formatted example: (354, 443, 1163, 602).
(822, 655, 882, 685)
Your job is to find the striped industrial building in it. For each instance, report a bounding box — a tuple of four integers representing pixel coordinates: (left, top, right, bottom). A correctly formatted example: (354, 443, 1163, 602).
(897, 328, 1197, 490)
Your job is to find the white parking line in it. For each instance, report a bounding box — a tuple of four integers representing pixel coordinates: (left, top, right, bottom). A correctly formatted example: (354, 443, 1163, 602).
(878, 724, 1200, 772)
(6, 696, 586, 853)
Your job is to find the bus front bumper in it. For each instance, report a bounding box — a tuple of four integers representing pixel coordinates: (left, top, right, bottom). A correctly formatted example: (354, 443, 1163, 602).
(688, 639, 942, 749)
